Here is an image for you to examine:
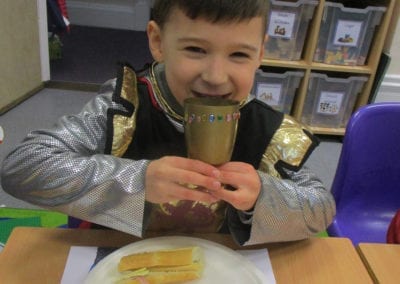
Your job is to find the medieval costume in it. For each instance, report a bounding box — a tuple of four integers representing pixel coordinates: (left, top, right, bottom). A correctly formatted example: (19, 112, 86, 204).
(1, 63, 335, 245)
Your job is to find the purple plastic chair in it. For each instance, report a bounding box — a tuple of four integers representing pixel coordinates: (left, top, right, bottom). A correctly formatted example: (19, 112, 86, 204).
(327, 102, 400, 245)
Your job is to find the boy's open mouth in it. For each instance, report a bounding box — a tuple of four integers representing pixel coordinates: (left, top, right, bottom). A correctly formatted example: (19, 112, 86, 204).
(192, 91, 231, 99)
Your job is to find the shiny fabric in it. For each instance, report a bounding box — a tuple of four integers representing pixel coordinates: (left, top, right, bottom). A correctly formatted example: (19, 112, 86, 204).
(111, 66, 138, 157)
(260, 116, 313, 178)
(146, 200, 228, 234)
(1, 63, 335, 245)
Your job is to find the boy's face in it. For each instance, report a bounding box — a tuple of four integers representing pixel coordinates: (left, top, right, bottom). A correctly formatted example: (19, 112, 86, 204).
(147, 8, 266, 106)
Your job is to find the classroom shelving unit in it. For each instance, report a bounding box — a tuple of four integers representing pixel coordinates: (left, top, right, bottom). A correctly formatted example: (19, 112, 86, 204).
(261, 0, 397, 135)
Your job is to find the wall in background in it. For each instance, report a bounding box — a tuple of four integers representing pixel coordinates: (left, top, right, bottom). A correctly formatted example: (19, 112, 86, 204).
(376, 4, 400, 103)
(0, 0, 43, 113)
(386, 19, 400, 74)
(66, 0, 151, 31)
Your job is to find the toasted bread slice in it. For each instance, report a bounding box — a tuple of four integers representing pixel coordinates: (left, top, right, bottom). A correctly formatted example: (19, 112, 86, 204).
(117, 246, 204, 283)
(117, 270, 202, 284)
(118, 247, 202, 272)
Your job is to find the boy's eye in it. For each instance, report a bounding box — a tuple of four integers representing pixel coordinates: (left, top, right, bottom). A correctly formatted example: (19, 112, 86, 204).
(231, 52, 250, 59)
(185, 46, 206, 54)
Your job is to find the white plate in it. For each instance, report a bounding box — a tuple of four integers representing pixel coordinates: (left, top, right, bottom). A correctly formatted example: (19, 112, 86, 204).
(85, 236, 266, 284)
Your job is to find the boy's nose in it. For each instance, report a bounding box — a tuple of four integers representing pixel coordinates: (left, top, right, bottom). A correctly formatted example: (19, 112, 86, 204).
(201, 58, 228, 86)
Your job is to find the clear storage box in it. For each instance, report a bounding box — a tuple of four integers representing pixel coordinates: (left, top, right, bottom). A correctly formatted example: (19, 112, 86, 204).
(264, 0, 318, 61)
(301, 73, 367, 128)
(252, 69, 304, 114)
(313, 2, 386, 66)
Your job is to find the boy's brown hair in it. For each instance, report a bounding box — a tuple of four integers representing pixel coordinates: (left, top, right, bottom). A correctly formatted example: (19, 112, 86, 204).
(152, 0, 269, 35)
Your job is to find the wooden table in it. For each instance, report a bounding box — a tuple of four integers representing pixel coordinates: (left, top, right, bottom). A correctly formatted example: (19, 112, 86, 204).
(357, 243, 400, 284)
(0, 227, 372, 284)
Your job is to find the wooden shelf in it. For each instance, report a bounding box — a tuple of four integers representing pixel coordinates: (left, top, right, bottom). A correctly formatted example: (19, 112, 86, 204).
(261, 59, 308, 69)
(310, 127, 346, 136)
(309, 63, 372, 74)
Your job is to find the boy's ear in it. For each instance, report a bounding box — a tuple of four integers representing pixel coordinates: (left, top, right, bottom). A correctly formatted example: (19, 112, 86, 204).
(147, 21, 163, 62)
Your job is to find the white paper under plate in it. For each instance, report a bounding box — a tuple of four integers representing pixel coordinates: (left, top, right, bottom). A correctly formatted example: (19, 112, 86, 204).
(85, 236, 267, 284)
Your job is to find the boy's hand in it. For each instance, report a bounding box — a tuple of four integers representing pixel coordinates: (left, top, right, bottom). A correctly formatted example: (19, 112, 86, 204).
(211, 162, 261, 211)
(145, 156, 222, 204)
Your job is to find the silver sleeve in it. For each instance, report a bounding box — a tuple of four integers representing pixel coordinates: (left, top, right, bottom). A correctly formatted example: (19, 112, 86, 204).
(1, 81, 149, 237)
(243, 167, 336, 245)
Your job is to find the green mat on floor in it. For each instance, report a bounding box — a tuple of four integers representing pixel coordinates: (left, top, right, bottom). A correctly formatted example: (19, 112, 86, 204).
(0, 207, 67, 245)
(317, 231, 329, 237)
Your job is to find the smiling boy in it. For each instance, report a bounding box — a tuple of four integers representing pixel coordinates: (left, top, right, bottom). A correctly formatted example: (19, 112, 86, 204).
(1, 0, 335, 245)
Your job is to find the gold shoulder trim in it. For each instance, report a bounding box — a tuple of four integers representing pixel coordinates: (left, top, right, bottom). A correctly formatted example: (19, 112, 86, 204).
(259, 115, 313, 178)
(111, 66, 139, 157)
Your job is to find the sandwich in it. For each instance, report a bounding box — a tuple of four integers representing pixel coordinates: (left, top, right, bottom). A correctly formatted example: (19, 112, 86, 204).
(116, 246, 204, 284)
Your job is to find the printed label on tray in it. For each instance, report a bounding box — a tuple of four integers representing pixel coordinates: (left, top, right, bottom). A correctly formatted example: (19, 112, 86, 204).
(333, 20, 362, 47)
(256, 83, 282, 106)
(268, 11, 296, 39)
(317, 91, 344, 115)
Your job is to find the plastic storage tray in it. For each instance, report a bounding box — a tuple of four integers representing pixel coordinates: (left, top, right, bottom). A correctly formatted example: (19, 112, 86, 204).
(264, 0, 318, 61)
(313, 2, 386, 66)
(301, 73, 367, 128)
(252, 69, 304, 114)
